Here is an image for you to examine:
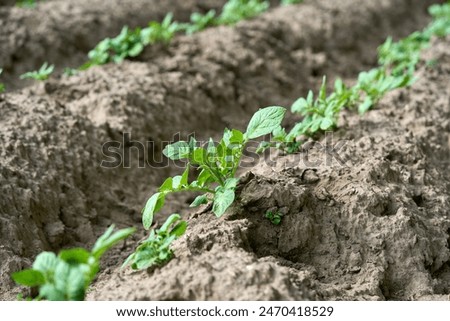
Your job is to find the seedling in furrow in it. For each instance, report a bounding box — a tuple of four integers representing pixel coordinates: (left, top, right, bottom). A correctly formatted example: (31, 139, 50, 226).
(20, 62, 54, 81)
(142, 106, 286, 229)
(281, 0, 303, 5)
(218, 0, 270, 25)
(123, 214, 187, 270)
(83, 13, 180, 69)
(265, 210, 283, 225)
(16, 0, 42, 8)
(180, 10, 218, 35)
(0, 69, 5, 93)
(258, 77, 358, 154)
(12, 226, 135, 301)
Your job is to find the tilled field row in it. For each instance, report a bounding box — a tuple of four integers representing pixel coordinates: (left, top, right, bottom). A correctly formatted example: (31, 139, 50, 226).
(0, 0, 441, 299)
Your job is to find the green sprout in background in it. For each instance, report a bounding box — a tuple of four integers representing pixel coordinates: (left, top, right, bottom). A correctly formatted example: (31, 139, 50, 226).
(0, 69, 5, 93)
(16, 0, 43, 8)
(20, 62, 54, 81)
(265, 210, 283, 225)
(218, 0, 269, 25)
(281, 0, 304, 5)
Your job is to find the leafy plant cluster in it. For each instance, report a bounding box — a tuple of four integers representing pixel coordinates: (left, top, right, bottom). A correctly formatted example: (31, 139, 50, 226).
(11, 2, 450, 301)
(265, 210, 283, 225)
(16, 0, 42, 8)
(281, 0, 304, 5)
(13, 0, 292, 81)
(12, 226, 135, 301)
(20, 62, 54, 81)
(123, 214, 187, 270)
(83, 0, 270, 69)
(261, 2, 450, 154)
(142, 106, 286, 229)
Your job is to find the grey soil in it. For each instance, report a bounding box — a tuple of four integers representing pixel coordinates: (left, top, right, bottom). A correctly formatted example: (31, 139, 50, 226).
(0, 0, 448, 300)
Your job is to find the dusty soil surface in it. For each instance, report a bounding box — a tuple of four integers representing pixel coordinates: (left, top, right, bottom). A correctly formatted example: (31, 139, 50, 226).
(0, 0, 447, 300)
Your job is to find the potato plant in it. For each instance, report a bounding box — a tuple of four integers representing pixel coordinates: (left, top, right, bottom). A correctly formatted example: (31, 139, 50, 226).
(0, 69, 5, 93)
(12, 226, 135, 301)
(20, 62, 54, 81)
(142, 106, 286, 229)
(123, 214, 187, 270)
(218, 0, 269, 25)
(263, 2, 450, 154)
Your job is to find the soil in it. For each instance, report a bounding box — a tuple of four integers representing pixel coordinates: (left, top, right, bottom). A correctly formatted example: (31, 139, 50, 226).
(0, 0, 449, 301)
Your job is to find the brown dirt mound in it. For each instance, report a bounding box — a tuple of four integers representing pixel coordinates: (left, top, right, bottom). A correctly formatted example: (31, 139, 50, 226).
(88, 37, 450, 301)
(0, 0, 444, 300)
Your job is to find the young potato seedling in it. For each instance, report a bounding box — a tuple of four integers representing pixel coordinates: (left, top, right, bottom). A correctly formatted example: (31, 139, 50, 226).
(12, 225, 135, 301)
(0, 69, 5, 93)
(83, 13, 180, 69)
(123, 214, 187, 270)
(218, 0, 270, 25)
(142, 106, 286, 229)
(259, 77, 357, 154)
(16, 0, 42, 8)
(180, 10, 218, 35)
(265, 210, 283, 225)
(281, 0, 303, 5)
(20, 62, 54, 81)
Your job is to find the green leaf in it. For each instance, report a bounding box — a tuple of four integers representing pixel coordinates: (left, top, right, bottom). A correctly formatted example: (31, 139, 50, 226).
(159, 177, 173, 192)
(196, 169, 213, 187)
(91, 226, 135, 259)
(223, 129, 244, 146)
(212, 188, 235, 217)
(53, 261, 85, 301)
(32, 252, 58, 274)
(245, 106, 286, 140)
(190, 194, 208, 207)
(142, 192, 166, 229)
(320, 118, 334, 130)
(160, 213, 182, 232)
(224, 177, 239, 189)
(163, 141, 190, 160)
(12, 269, 45, 287)
(59, 248, 91, 265)
(180, 165, 189, 186)
(171, 221, 188, 237)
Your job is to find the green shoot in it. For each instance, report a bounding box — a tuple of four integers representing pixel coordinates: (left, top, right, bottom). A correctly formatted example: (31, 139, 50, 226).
(259, 77, 357, 154)
(83, 13, 180, 69)
(425, 3, 450, 37)
(264, 2, 450, 155)
(141, 13, 181, 44)
(16, 0, 42, 8)
(355, 67, 410, 114)
(123, 214, 187, 270)
(218, 0, 270, 25)
(180, 10, 218, 35)
(20, 62, 54, 81)
(265, 210, 282, 225)
(12, 226, 135, 301)
(281, 0, 303, 5)
(0, 69, 5, 93)
(63, 67, 78, 77)
(142, 106, 286, 229)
